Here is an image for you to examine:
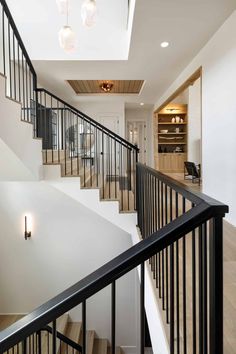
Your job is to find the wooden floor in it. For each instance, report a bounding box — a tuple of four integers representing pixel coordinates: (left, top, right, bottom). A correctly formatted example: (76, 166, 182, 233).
(164, 172, 201, 192)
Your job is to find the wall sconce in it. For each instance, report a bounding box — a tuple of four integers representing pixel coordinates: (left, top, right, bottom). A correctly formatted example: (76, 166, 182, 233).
(24, 215, 32, 240)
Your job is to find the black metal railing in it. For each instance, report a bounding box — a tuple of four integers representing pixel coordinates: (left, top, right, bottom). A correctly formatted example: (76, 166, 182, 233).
(0, 166, 228, 354)
(136, 163, 227, 354)
(35, 88, 139, 211)
(0, 0, 37, 122)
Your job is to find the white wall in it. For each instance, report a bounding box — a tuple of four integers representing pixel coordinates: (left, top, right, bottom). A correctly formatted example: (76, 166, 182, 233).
(125, 108, 154, 167)
(0, 181, 138, 347)
(0, 75, 43, 180)
(76, 101, 126, 138)
(154, 11, 236, 226)
(188, 78, 201, 164)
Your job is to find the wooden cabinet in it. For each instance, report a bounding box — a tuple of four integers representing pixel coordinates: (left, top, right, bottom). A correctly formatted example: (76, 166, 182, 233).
(154, 104, 188, 173)
(157, 153, 187, 173)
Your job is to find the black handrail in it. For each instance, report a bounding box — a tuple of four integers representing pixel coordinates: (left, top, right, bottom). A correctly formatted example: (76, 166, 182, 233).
(36, 88, 139, 152)
(0, 0, 37, 85)
(42, 325, 82, 353)
(0, 198, 227, 352)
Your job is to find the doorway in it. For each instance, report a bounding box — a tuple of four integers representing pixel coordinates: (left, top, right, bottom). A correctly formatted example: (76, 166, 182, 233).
(154, 68, 202, 189)
(126, 120, 147, 164)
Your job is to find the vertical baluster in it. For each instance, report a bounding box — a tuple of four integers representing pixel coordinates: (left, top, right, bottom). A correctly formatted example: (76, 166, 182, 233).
(175, 192, 180, 354)
(120, 144, 124, 210)
(95, 127, 98, 187)
(182, 197, 187, 354)
(8, 21, 12, 98)
(76, 114, 79, 175)
(51, 95, 54, 164)
(161, 183, 165, 309)
(90, 122, 92, 186)
(126, 148, 129, 210)
(17, 44, 20, 103)
(22, 338, 27, 354)
(44, 92, 47, 163)
(25, 61, 29, 121)
(165, 184, 169, 323)
(64, 106, 67, 176)
(111, 281, 116, 354)
(140, 263, 145, 354)
(202, 222, 208, 354)
(111, 137, 113, 198)
(141, 167, 144, 237)
(102, 132, 104, 198)
(115, 141, 117, 199)
(12, 32, 16, 100)
(154, 176, 157, 281)
(47, 329, 50, 354)
(37, 331, 42, 354)
(199, 224, 203, 354)
(82, 301, 86, 354)
(57, 100, 60, 163)
(29, 72, 32, 123)
(209, 216, 223, 354)
(21, 51, 25, 120)
(2, 9, 6, 75)
(158, 179, 161, 293)
(192, 224, 197, 354)
(52, 320, 57, 354)
(170, 239, 175, 354)
(70, 111, 73, 175)
(108, 136, 111, 199)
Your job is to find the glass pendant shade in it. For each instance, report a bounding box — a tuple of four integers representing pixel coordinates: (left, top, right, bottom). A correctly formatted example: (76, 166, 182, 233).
(58, 26, 76, 53)
(56, 0, 69, 14)
(81, 0, 97, 27)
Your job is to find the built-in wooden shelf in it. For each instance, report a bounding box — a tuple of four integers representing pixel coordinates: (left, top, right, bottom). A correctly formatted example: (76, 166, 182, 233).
(158, 133, 187, 135)
(154, 103, 188, 173)
(158, 142, 187, 145)
(158, 122, 187, 125)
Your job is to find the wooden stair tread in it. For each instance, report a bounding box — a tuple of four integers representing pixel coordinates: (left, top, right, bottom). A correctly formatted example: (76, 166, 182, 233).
(56, 314, 69, 334)
(60, 321, 82, 353)
(86, 330, 95, 354)
(64, 322, 82, 342)
(93, 338, 108, 354)
(78, 330, 95, 354)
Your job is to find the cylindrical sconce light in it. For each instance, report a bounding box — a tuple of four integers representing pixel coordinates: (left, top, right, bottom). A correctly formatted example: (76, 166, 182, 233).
(24, 215, 32, 240)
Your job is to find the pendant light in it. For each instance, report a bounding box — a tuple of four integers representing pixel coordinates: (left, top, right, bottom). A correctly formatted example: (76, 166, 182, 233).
(81, 0, 97, 27)
(56, 0, 68, 15)
(58, 0, 76, 53)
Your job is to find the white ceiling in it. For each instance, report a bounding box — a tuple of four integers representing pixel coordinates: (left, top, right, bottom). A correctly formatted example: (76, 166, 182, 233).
(7, 0, 236, 106)
(7, 0, 132, 60)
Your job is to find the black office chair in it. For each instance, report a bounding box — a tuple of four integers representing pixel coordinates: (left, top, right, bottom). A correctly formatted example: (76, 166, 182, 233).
(184, 161, 201, 185)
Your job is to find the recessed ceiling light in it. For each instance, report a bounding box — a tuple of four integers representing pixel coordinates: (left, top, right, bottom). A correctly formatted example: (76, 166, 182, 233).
(140, 102, 144, 106)
(161, 41, 169, 48)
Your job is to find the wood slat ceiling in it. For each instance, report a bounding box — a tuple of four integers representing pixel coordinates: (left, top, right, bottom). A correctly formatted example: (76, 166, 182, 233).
(67, 80, 144, 94)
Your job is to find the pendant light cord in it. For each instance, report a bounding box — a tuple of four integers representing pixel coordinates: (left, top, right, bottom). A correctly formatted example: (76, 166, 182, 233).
(66, 0, 69, 26)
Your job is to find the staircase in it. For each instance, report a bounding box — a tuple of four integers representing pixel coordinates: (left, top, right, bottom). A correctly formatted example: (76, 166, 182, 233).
(0, 315, 122, 354)
(36, 88, 138, 213)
